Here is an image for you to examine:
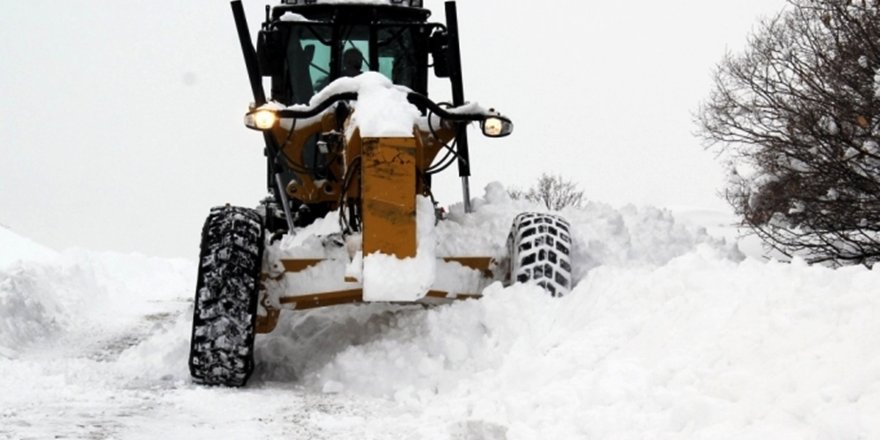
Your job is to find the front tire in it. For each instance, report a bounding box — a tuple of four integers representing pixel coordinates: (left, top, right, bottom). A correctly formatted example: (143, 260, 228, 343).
(189, 206, 264, 387)
(507, 212, 574, 297)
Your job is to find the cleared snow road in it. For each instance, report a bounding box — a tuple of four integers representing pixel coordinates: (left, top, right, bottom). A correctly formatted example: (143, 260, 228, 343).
(0, 290, 429, 440)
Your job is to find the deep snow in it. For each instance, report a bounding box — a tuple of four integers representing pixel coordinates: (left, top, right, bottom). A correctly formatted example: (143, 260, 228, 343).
(1, 186, 879, 439)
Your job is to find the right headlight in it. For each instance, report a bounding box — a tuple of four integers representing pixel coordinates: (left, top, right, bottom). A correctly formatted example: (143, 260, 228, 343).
(481, 115, 513, 138)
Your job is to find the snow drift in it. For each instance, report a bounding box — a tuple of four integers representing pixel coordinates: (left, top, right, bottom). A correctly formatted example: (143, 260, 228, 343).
(0, 225, 193, 359)
(0, 225, 57, 268)
(297, 248, 880, 438)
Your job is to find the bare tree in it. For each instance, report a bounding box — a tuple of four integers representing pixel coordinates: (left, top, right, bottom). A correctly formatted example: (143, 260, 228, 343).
(509, 174, 585, 211)
(698, 0, 880, 266)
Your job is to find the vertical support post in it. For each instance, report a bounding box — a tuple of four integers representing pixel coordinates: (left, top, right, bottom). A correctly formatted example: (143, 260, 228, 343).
(231, 1, 276, 198)
(444, 1, 473, 213)
(231, 1, 266, 106)
(275, 174, 296, 231)
(231, 1, 294, 229)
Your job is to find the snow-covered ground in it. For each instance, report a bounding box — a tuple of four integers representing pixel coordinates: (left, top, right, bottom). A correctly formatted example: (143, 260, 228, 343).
(1, 186, 879, 439)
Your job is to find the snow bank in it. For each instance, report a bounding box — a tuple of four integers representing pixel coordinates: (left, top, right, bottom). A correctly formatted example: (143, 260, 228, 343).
(302, 247, 880, 438)
(0, 263, 69, 357)
(0, 227, 193, 358)
(438, 182, 738, 278)
(0, 225, 57, 269)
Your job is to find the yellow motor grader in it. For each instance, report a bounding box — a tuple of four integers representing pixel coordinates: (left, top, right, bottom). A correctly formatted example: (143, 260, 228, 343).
(190, 0, 574, 387)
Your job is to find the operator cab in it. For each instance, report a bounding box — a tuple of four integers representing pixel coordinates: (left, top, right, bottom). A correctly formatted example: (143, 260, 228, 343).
(257, 1, 443, 105)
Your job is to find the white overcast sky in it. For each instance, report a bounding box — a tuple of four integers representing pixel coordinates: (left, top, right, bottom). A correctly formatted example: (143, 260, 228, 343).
(0, 0, 788, 258)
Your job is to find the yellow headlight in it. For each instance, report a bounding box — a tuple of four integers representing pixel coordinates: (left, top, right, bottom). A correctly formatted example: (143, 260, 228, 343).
(245, 109, 278, 131)
(483, 117, 504, 136)
(253, 109, 277, 130)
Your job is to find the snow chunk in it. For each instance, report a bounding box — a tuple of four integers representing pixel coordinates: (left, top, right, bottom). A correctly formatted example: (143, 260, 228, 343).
(819, 115, 840, 135)
(433, 260, 486, 295)
(345, 251, 364, 282)
(347, 73, 421, 138)
(875, 68, 880, 98)
(825, 188, 840, 201)
(444, 101, 489, 115)
(788, 157, 810, 172)
(845, 146, 861, 160)
(322, 380, 345, 394)
(279, 12, 310, 22)
(259, 101, 287, 111)
(362, 196, 436, 301)
(483, 181, 511, 204)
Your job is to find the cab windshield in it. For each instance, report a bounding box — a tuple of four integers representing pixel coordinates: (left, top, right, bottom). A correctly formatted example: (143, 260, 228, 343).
(284, 23, 423, 104)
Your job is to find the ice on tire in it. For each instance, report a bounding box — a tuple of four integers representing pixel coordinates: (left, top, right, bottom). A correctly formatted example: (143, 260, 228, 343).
(189, 206, 264, 387)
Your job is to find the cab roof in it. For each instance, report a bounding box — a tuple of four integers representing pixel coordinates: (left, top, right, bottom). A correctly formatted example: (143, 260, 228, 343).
(273, 0, 431, 22)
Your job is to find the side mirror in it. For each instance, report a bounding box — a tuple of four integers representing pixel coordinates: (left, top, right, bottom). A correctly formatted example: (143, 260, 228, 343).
(481, 116, 514, 138)
(429, 31, 450, 78)
(257, 29, 285, 77)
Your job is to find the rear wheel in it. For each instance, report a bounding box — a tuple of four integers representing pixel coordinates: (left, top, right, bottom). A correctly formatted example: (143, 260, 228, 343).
(189, 206, 264, 387)
(507, 212, 573, 297)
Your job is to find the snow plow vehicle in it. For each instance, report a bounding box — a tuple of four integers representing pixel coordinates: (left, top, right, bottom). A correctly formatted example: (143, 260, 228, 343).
(189, 0, 574, 387)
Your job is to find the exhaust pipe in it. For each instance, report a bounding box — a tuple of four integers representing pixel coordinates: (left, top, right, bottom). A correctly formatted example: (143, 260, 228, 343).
(444, 1, 473, 213)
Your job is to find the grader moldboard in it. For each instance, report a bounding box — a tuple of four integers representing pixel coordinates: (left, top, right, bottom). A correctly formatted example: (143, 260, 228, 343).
(189, 0, 575, 387)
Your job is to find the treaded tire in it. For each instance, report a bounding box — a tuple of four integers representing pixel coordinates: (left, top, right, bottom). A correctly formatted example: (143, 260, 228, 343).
(189, 206, 264, 387)
(507, 212, 573, 297)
